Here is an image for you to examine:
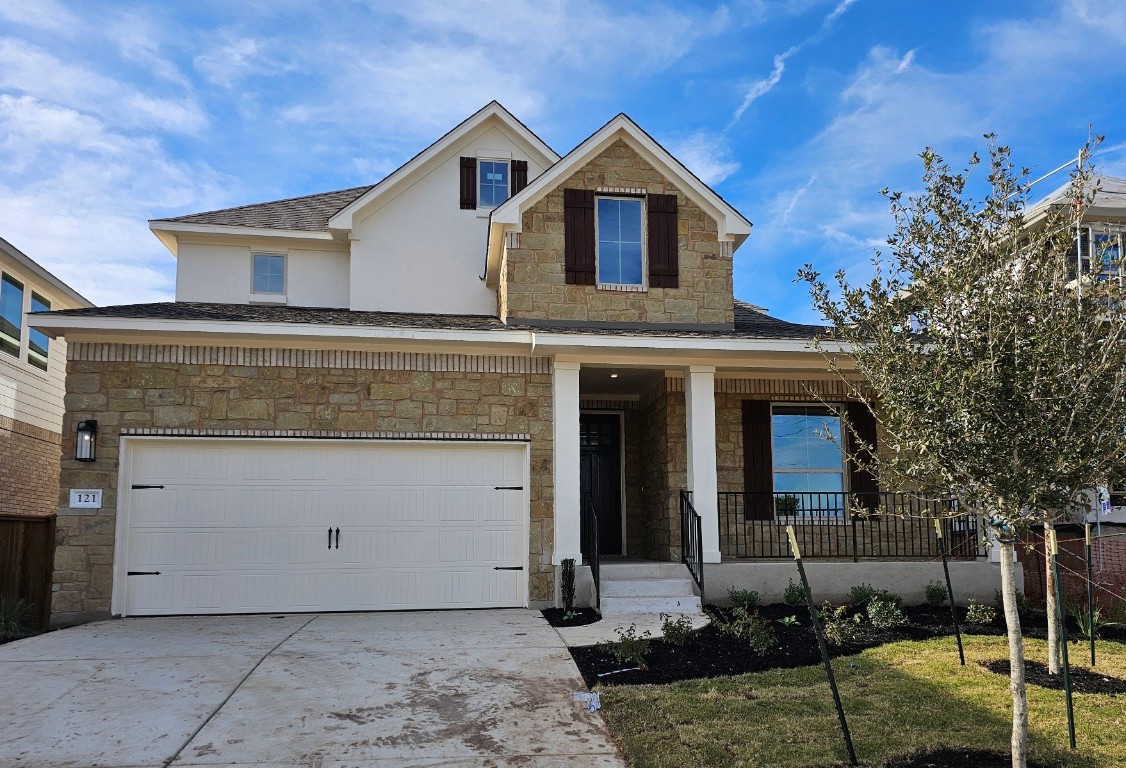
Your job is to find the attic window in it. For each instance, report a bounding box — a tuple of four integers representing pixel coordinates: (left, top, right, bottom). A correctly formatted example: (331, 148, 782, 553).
(596, 197, 644, 287)
(479, 160, 509, 207)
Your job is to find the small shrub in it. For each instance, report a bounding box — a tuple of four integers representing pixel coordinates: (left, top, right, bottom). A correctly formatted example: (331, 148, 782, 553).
(0, 597, 35, 642)
(605, 624, 652, 666)
(924, 580, 948, 608)
(715, 606, 756, 639)
(727, 587, 760, 611)
(819, 602, 864, 646)
(560, 558, 576, 618)
(849, 583, 879, 608)
(745, 614, 777, 656)
(966, 598, 997, 625)
(867, 595, 907, 629)
(783, 578, 806, 606)
(659, 613, 695, 647)
(777, 614, 800, 627)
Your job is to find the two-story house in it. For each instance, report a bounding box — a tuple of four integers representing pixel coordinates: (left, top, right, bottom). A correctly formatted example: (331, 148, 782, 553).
(32, 103, 1002, 627)
(1, 236, 92, 626)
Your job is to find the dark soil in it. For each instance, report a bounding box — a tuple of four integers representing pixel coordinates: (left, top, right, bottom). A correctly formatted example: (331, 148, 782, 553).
(882, 746, 1057, 768)
(541, 607, 602, 627)
(568, 602, 1124, 688)
(980, 659, 1126, 695)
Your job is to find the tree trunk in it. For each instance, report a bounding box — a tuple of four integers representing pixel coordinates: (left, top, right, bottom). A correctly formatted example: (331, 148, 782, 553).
(1000, 538, 1029, 768)
(1044, 523, 1060, 674)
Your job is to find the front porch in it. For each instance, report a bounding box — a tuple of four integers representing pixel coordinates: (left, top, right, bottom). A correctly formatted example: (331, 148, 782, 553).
(551, 362, 1000, 609)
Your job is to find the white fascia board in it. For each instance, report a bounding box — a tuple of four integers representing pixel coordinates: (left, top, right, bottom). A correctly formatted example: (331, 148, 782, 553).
(530, 332, 842, 355)
(328, 102, 559, 231)
(0, 236, 93, 308)
(149, 221, 334, 244)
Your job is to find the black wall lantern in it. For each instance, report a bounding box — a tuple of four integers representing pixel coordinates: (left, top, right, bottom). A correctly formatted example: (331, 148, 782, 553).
(76, 420, 97, 462)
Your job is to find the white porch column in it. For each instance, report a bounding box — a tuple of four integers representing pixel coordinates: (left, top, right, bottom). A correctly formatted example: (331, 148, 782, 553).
(684, 365, 722, 563)
(553, 360, 582, 564)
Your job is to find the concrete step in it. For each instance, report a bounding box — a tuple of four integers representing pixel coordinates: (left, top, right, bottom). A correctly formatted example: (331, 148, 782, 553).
(600, 578, 696, 598)
(599, 594, 703, 614)
(600, 562, 692, 580)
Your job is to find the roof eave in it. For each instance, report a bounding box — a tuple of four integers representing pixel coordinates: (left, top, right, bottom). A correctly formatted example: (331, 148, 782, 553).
(148, 220, 336, 254)
(0, 237, 94, 308)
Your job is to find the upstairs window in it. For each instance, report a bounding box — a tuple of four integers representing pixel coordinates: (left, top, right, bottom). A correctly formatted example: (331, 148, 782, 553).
(28, 293, 50, 371)
(0, 273, 23, 358)
(596, 197, 644, 286)
(252, 253, 285, 295)
(1093, 232, 1123, 283)
(478, 160, 510, 207)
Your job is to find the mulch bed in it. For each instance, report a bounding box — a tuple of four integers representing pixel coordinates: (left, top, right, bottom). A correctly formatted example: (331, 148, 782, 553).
(980, 659, 1126, 695)
(541, 607, 602, 627)
(882, 746, 1056, 768)
(567, 602, 1124, 688)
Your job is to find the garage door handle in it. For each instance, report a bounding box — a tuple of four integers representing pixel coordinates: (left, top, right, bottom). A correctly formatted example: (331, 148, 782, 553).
(127, 571, 161, 576)
(328, 528, 332, 549)
(335, 527, 340, 549)
(493, 566, 524, 571)
(494, 486, 523, 491)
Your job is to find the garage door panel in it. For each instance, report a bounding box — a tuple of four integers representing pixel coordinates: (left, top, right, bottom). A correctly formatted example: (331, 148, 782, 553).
(122, 440, 527, 615)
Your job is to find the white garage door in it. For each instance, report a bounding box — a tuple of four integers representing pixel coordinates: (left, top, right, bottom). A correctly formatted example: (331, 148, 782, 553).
(117, 439, 528, 616)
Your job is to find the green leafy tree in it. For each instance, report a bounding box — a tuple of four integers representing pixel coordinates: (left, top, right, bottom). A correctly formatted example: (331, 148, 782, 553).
(798, 137, 1126, 768)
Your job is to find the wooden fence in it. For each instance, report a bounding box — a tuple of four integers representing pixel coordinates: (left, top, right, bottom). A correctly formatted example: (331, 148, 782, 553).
(0, 515, 57, 631)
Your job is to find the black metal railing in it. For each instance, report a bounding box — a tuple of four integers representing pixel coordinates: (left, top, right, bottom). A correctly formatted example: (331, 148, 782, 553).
(580, 493, 600, 611)
(718, 491, 985, 561)
(679, 490, 704, 602)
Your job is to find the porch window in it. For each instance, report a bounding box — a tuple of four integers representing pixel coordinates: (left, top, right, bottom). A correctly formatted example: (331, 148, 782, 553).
(771, 405, 846, 515)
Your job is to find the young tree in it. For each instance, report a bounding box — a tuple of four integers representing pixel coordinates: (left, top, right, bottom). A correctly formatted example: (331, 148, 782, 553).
(798, 138, 1126, 768)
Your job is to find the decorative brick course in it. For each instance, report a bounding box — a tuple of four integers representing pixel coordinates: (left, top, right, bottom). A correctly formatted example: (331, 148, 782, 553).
(52, 346, 554, 624)
(0, 414, 62, 518)
(502, 139, 735, 326)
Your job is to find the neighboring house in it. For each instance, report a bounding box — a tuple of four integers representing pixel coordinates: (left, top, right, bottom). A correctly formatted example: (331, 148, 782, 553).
(1, 237, 92, 518)
(32, 103, 1002, 628)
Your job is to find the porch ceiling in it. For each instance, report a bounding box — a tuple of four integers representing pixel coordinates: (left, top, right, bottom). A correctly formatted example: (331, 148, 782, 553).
(579, 366, 664, 397)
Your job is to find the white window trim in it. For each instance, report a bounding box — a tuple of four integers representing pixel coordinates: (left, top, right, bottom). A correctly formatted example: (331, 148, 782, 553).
(0, 271, 53, 378)
(595, 194, 647, 291)
(250, 252, 287, 302)
(1088, 227, 1125, 284)
(476, 156, 511, 213)
(770, 402, 849, 522)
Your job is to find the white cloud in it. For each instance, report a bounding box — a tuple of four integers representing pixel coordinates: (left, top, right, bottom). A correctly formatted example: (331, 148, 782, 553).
(0, 0, 79, 32)
(663, 130, 741, 186)
(0, 39, 208, 135)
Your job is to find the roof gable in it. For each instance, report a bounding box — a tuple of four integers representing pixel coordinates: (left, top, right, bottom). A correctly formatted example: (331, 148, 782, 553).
(485, 113, 751, 285)
(327, 101, 560, 231)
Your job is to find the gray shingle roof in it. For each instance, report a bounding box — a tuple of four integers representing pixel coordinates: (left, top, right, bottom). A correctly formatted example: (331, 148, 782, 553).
(40, 300, 826, 341)
(152, 185, 375, 231)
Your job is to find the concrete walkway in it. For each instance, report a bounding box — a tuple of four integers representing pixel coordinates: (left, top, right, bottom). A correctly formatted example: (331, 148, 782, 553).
(0, 610, 623, 768)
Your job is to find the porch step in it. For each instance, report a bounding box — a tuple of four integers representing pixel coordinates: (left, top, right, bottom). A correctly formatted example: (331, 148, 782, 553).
(597, 562, 704, 615)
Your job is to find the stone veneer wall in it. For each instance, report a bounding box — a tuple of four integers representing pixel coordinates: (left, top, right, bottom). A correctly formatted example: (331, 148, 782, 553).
(0, 414, 62, 517)
(637, 380, 686, 561)
(503, 139, 734, 325)
(52, 344, 554, 625)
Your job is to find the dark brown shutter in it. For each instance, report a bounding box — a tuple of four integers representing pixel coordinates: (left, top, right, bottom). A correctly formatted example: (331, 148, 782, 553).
(846, 402, 879, 501)
(647, 193, 679, 288)
(742, 400, 774, 520)
(459, 157, 476, 210)
(511, 160, 528, 196)
(564, 188, 596, 285)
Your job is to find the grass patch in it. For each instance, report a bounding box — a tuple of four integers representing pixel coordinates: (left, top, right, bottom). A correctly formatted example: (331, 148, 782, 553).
(597, 635, 1126, 767)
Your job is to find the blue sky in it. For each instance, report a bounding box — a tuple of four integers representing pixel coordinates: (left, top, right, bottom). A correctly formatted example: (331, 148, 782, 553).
(3, 0, 1125, 322)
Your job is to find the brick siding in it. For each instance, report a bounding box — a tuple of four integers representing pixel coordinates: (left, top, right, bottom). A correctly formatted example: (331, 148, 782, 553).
(0, 414, 62, 517)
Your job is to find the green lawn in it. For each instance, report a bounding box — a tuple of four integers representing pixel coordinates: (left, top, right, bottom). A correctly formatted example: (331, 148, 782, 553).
(597, 635, 1126, 767)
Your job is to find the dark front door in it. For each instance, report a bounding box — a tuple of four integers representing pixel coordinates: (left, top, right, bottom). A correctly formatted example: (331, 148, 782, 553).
(580, 413, 623, 556)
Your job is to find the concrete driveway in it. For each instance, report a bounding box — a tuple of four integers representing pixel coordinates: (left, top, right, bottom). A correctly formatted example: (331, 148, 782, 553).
(0, 610, 623, 768)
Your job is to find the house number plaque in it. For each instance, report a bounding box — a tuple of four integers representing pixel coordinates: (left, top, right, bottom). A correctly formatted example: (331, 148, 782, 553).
(69, 489, 103, 509)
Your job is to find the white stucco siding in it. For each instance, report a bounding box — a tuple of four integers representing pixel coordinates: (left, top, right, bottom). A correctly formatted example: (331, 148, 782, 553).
(176, 241, 350, 308)
(348, 125, 549, 314)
